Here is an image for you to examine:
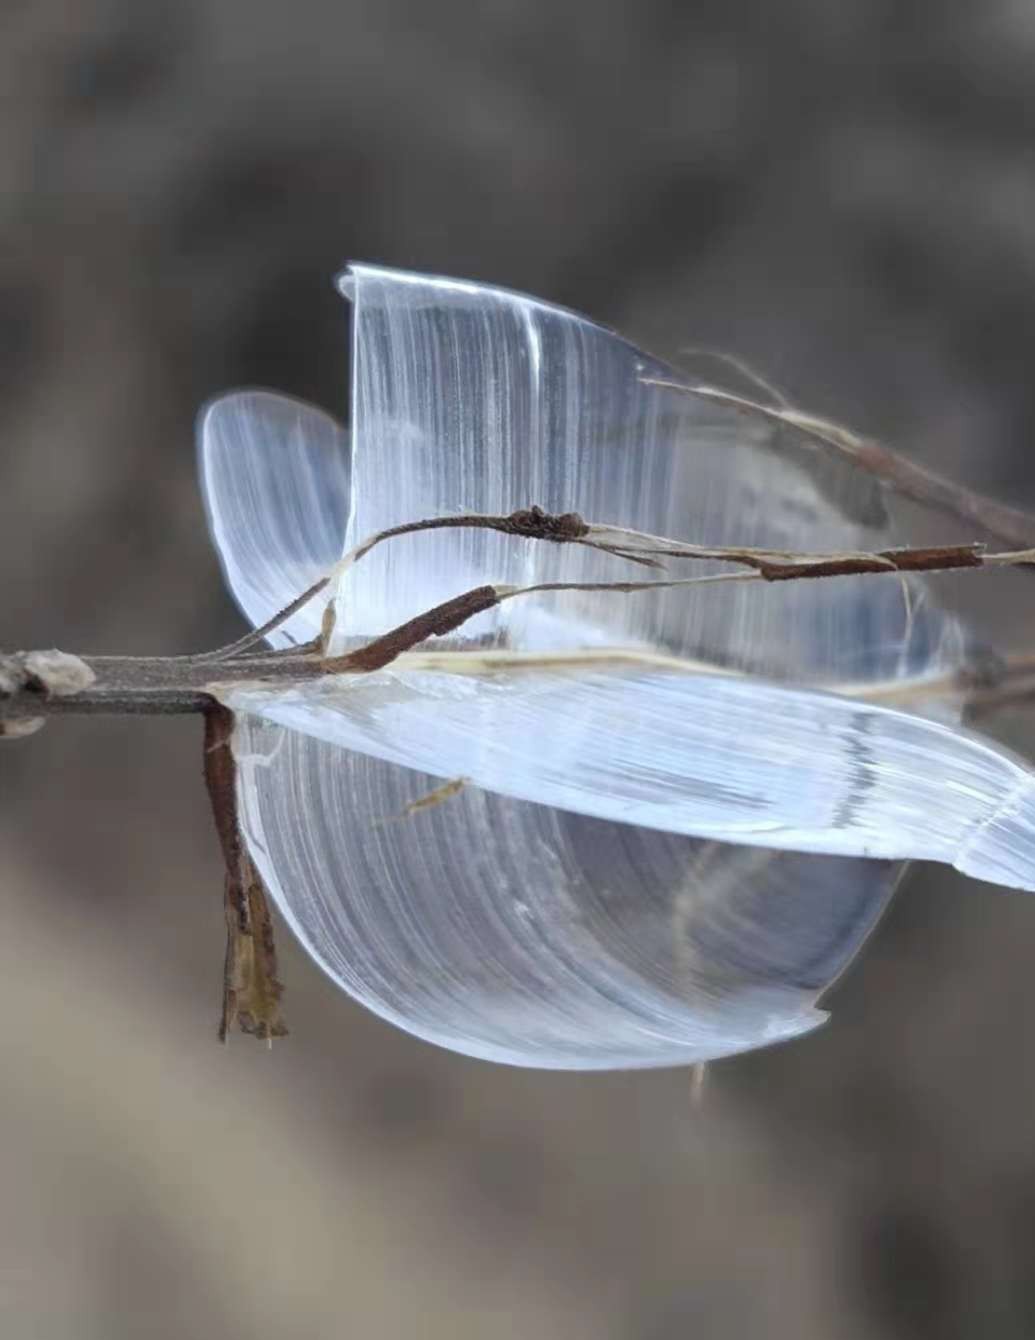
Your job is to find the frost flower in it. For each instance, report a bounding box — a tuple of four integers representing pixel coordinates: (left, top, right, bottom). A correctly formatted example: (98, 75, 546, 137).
(197, 264, 1035, 1069)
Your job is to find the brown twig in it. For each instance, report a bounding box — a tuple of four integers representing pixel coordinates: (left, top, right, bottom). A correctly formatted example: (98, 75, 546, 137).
(203, 702, 288, 1042)
(323, 586, 501, 672)
(643, 378, 1035, 552)
(583, 527, 992, 580)
(5, 508, 1035, 724)
(346, 505, 590, 563)
(334, 504, 664, 581)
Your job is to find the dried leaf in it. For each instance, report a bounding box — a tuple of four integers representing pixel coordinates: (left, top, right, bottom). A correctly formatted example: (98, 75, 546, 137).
(203, 702, 287, 1042)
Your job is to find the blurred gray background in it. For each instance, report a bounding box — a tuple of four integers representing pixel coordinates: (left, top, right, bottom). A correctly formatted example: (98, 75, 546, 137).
(5, 2, 1035, 1336)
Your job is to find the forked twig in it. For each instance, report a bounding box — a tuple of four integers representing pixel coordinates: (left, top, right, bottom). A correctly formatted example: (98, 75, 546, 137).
(7, 508, 1035, 721)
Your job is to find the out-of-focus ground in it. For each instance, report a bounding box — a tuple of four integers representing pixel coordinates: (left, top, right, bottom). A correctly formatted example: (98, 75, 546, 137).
(5, 3, 1035, 1336)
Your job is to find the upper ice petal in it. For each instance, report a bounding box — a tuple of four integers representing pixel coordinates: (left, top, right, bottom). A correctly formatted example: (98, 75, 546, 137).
(198, 391, 351, 648)
(233, 716, 900, 1069)
(333, 263, 965, 684)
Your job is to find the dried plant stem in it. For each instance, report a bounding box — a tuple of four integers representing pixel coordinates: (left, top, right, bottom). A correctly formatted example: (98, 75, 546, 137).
(203, 702, 287, 1041)
(644, 378, 1035, 552)
(5, 508, 1035, 726)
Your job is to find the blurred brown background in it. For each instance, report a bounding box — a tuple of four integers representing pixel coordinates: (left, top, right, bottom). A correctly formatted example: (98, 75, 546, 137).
(5, 2, 1035, 1336)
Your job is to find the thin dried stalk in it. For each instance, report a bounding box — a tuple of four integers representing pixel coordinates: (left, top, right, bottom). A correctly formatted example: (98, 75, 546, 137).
(203, 702, 288, 1042)
(643, 377, 1035, 552)
(6, 506, 1035, 723)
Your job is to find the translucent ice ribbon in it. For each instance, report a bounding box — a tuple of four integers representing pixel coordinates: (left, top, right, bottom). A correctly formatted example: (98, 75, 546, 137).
(197, 264, 1029, 1070)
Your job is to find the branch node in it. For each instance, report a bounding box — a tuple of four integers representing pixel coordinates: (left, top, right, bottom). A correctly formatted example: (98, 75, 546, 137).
(504, 505, 589, 542)
(22, 650, 97, 697)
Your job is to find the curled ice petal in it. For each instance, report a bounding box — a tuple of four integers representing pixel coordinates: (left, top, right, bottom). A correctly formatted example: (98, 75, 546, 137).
(233, 715, 899, 1068)
(197, 391, 350, 648)
(334, 264, 966, 684)
(216, 661, 1035, 888)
